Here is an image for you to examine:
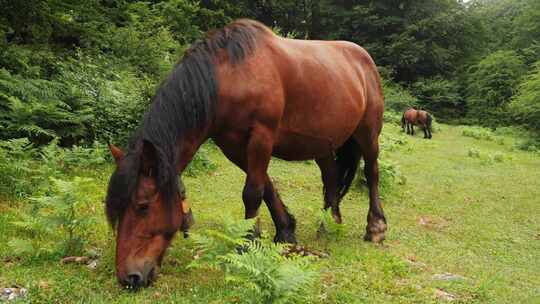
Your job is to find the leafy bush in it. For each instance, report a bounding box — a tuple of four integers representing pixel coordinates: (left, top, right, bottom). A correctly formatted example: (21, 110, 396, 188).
(514, 139, 540, 152)
(462, 127, 494, 141)
(412, 76, 463, 118)
(383, 110, 403, 125)
(380, 131, 409, 153)
(0, 68, 92, 144)
(316, 209, 347, 240)
(382, 79, 418, 112)
(9, 177, 94, 257)
(468, 148, 480, 158)
(0, 138, 108, 199)
(189, 218, 318, 304)
(491, 152, 505, 163)
(184, 144, 218, 177)
(0, 138, 38, 198)
(510, 60, 540, 137)
(357, 159, 406, 197)
(466, 50, 527, 125)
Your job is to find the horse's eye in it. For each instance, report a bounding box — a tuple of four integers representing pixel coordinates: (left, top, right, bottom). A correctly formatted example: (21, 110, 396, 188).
(136, 203, 150, 213)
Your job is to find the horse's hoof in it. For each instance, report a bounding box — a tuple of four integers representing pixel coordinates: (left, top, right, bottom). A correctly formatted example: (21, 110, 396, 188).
(364, 220, 387, 244)
(274, 230, 297, 244)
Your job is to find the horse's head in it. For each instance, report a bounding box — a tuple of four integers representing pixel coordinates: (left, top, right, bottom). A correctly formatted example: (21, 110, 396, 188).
(105, 142, 188, 289)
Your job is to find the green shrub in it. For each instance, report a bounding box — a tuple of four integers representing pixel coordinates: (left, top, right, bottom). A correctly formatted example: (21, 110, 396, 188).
(466, 50, 527, 125)
(380, 132, 409, 153)
(357, 159, 406, 196)
(184, 144, 219, 177)
(0, 68, 92, 144)
(382, 79, 418, 112)
(189, 218, 318, 304)
(491, 152, 505, 163)
(514, 139, 540, 152)
(468, 148, 480, 158)
(510, 60, 540, 137)
(9, 177, 94, 257)
(383, 110, 403, 125)
(316, 209, 347, 240)
(412, 76, 464, 118)
(462, 127, 494, 141)
(0, 138, 38, 198)
(0, 138, 108, 199)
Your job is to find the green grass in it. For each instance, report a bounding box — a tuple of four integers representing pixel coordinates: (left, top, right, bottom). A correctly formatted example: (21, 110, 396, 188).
(1, 123, 540, 303)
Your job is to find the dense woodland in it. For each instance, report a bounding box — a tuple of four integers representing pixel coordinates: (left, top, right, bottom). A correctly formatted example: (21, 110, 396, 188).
(1, 0, 539, 146)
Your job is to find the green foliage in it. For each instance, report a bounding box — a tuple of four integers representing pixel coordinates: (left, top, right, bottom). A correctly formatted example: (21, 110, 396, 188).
(510, 60, 540, 136)
(412, 76, 463, 118)
(0, 137, 107, 199)
(189, 218, 318, 304)
(184, 144, 218, 177)
(381, 79, 418, 112)
(0, 138, 37, 198)
(380, 131, 409, 153)
(316, 209, 346, 240)
(357, 159, 407, 197)
(9, 177, 94, 257)
(514, 139, 540, 152)
(462, 127, 494, 141)
(466, 50, 527, 124)
(0, 68, 92, 143)
(468, 148, 480, 158)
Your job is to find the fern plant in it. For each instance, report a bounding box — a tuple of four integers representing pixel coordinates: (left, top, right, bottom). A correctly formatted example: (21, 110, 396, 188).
(316, 209, 347, 240)
(9, 177, 94, 257)
(0, 138, 38, 198)
(189, 218, 318, 304)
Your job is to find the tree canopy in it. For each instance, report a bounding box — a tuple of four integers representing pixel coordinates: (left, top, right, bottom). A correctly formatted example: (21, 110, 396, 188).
(1, 0, 540, 143)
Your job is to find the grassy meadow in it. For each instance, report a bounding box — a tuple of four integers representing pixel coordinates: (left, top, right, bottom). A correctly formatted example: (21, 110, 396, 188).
(1, 122, 539, 303)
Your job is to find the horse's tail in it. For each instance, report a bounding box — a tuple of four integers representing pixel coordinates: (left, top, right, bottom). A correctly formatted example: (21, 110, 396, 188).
(334, 138, 361, 201)
(401, 113, 406, 128)
(426, 113, 433, 132)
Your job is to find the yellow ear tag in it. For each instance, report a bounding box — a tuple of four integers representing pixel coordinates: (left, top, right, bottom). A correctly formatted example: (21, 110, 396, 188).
(181, 200, 191, 214)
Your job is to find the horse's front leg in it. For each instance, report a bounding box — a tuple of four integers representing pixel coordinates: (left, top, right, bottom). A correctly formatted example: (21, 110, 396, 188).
(244, 124, 296, 243)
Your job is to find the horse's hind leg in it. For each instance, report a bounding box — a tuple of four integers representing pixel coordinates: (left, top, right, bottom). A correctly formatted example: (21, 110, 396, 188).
(315, 156, 342, 223)
(423, 125, 428, 138)
(354, 128, 387, 243)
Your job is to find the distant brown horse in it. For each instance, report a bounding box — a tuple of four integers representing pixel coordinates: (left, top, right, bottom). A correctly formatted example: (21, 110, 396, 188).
(105, 19, 386, 288)
(402, 108, 433, 139)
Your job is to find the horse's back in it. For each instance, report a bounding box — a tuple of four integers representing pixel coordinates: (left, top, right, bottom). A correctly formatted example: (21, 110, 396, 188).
(272, 38, 383, 158)
(404, 108, 418, 122)
(214, 34, 383, 160)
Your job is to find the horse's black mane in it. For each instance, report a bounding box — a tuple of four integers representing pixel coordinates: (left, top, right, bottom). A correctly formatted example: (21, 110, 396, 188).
(106, 20, 269, 227)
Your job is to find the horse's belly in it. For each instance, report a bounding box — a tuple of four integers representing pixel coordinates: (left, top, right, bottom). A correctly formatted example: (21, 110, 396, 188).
(271, 126, 355, 161)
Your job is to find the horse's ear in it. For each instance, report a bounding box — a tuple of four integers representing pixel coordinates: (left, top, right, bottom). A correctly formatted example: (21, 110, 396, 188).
(141, 140, 157, 177)
(108, 144, 124, 166)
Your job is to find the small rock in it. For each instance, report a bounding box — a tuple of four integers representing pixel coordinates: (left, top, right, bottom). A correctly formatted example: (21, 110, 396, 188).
(1, 287, 28, 301)
(435, 289, 457, 301)
(87, 260, 98, 270)
(433, 273, 466, 281)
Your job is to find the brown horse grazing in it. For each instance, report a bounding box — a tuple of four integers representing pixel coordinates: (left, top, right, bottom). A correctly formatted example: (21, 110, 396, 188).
(402, 108, 433, 139)
(105, 19, 386, 289)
